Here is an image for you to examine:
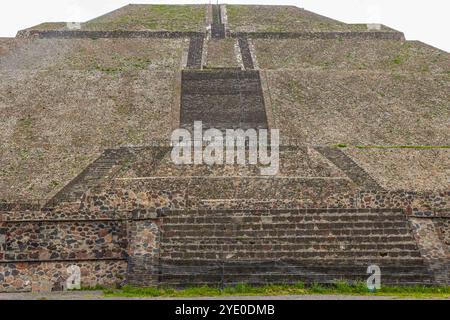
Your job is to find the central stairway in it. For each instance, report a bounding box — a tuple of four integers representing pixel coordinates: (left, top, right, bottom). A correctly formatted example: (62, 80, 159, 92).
(158, 208, 434, 286)
(180, 70, 268, 130)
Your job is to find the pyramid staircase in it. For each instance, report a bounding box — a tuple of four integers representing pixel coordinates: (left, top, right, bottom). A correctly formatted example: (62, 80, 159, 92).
(180, 69, 268, 130)
(145, 14, 437, 286)
(45, 148, 136, 207)
(16, 4, 444, 289)
(211, 4, 226, 39)
(158, 208, 434, 286)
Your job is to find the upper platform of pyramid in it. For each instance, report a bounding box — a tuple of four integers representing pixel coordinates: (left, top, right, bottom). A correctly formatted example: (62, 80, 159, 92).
(21, 4, 397, 33)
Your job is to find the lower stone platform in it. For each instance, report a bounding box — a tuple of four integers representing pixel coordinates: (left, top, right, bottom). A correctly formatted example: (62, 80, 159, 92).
(0, 190, 448, 292)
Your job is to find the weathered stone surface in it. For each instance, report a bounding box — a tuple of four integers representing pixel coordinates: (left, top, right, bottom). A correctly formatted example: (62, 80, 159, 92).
(344, 149, 450, 192)
(264, 70, 449, 146)
(1, 221, 127, 262)
(0, 261, 126, 292)
(440, 219, 450, 251)
(0, 3, 448, 291)
(253, 39, 449, 73)
(82, 4, 206, 32)
(227, 5, 396, 33)
(206, 39, 238, 68)
(158, 208, 434, 286)
(127, 220, 161, 286)
(409, 217, 449, 284)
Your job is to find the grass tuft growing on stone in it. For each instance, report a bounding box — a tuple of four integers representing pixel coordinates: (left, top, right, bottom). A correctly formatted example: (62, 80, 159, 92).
(103, 282, 450, 299)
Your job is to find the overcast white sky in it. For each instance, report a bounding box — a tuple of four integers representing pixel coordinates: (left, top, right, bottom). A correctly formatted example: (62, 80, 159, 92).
(0, 0, 449, 51)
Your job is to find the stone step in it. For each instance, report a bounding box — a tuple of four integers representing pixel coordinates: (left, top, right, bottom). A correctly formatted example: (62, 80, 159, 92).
(158, 266, 433, 277)
(163, 213, 406, 224)
(156, 258, 433, 286)
(186, 37, 204, 69)
(181, 80, 261, 95)
(159, 261, 429, 270)
(161, 250, 422, 260)
(158, 273, 433, 286)
(160, 257, 428, 266)
(238, 38, 255, 70)
(164, 208, 405, 218)
(315, 147, 382, 190)
(163, 228, 412, 238)
(162, 221, 409, 231)
(180, 92, 267, 130)
(163, 235, 415, 244)
(161, 243, 418, 252)
(181, 94, 264, 112)
(182, 70, 260, 80)
(45, 148, 134, 207)
(92, 165, 117, 169)
(211, 24, 226, 39)
(163, 216, 407, 225)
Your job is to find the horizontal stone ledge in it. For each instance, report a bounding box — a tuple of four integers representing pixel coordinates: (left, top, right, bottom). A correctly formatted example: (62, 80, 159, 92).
(410, 210, 450, 218)
(16, 30, 206, 39)
(0, 212, 162, 222)
(0, 257, 127, 264)
(114, 176, 351, 180)
(0, 203, 43, 212)
(15, 30, 406, 41)
(230, 31, 405, 41)
(0, 217, 130, 223)
(158, 207, 405, 217)
(182, 69, 260, 79)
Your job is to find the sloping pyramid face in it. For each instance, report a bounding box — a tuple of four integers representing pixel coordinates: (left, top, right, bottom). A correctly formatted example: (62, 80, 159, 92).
(0, 4, 448, 292)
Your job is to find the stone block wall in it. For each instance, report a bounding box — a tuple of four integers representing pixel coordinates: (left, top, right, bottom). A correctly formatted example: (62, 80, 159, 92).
(439, 219, 450, 251)
(83, 187, 448, 212)
(127, 219, 162, 286)
(357, 191, 449, 212)
(0, 203, 164, 292)
(0, 260, 126, 292)
(80, 189, 186, 213)
(0, 221, 127, 261)
(409, 216, 449, 285)
(0, 217, 130, 292)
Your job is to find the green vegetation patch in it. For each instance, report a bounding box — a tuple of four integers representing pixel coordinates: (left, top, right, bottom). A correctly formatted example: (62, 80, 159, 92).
(104, 282, 450, 299)
(56, 38, 184, 72)
(228, 6, 362, 33)
(84, 5, 206, 32)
